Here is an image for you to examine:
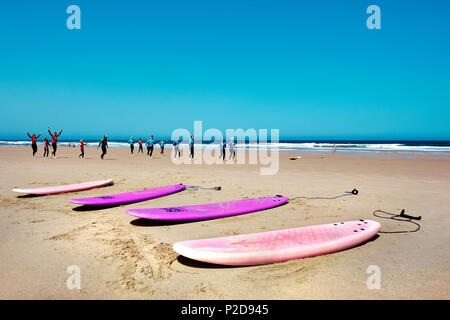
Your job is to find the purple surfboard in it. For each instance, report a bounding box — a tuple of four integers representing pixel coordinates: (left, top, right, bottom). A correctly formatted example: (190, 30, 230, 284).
(125, 195, 289, 221)
(69, 184, 186, 206)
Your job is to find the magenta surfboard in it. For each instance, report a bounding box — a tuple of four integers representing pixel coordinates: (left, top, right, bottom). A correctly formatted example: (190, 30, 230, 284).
(12, 179, 113, 195)
(69, 184, 186, 206)
(173, 220, 381, 266)
(125, 195, 289, 221)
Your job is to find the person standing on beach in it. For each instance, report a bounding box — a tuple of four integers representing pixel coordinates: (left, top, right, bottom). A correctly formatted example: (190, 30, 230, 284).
(228, 137, 236, 160)
(147, 136, 155, 157)
(160, 138, 165, 155)
(98, 135, 108, 159)
(219, 138, 226, 161)
(138, 138, 144, 154)
(172, 137, 181, 158)
(48, 127, 63, 158)
(333, 144, 336, 152)
(128, 137, 135, 155)
(189, 136, 194, 159)
(26, 131, 41, 156)
(43, 137, 50, 157)
(79, 140, 88, 158)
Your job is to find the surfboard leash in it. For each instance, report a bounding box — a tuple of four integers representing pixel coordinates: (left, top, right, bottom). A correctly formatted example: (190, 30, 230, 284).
(186, 185, 222, 191)
(289, 188, 358, 201)
(372, 209, 421, 233)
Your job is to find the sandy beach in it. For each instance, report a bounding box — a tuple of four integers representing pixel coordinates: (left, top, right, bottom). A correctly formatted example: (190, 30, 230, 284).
(0, 145, 449, 299)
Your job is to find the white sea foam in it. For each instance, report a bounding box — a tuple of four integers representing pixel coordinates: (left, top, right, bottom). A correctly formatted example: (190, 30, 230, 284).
(1, 140, 449, 153)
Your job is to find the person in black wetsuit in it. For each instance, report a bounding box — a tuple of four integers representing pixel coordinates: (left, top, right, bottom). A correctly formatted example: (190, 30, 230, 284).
(79, 139, 88, 158)
(189, 136, 194, 159)
(26, 131, 41, 156)
(43, 137, 50, 157)
(138, 138, 144, 154)
(159, 138, 165, 155)
(219, 138, 226, 161)
(48, 127, 63, 157)
(146, 136, 155, 157)
(98, 135, 108, 159)
(172, 137, 181, 158)
(128, 137, 135, 155)
(228, 137, 236, 160)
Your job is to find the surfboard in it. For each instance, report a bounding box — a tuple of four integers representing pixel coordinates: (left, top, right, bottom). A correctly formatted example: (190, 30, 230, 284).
(125, 195, 289, 221)
(69, 184, 186, 206)
(12, 179, 113, 195)
(173, 220, 380, 266)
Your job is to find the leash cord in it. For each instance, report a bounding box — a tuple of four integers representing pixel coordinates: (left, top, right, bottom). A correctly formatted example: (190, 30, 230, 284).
(186, 185, 221, 191)
(289, 188, 358, 201)
(373, 209, 421, 233)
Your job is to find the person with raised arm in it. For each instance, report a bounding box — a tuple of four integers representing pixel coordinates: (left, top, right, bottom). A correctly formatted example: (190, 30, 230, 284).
(147, 135, 155, 157)
(48, 127, 63, 158)
(79, 139, 88, 158)
(128, 137, 135, 155)
(219, 138, 226, 161)
(26, 131, 41, 156)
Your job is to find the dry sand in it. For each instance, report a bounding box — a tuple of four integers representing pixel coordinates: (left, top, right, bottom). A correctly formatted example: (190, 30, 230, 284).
(0, 145, 449, 299)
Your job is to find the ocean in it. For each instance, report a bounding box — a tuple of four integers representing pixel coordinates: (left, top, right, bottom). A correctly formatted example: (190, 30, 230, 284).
(2, 139, 450, 154)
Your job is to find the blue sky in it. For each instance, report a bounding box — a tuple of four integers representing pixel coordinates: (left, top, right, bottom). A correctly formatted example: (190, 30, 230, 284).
(0, 0, 449, 140)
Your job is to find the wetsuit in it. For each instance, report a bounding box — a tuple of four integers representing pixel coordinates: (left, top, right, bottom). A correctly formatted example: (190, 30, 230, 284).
(189, 138, 194, 159)
(79, 142, 87, 158)
(229, 140, 236, 160)
(27, 133, 41, 156)
(138, 140, 143, 153)
(220, 141, 226, 160)
(99, 137, 108, 159)
(43, 139, 50, 157)
(172, 140, 181, 158)
(48, 129, 62, 157)
(160, 140, 165, 154)
(128, 139, 135, 154)
(147, 138, 155, 156)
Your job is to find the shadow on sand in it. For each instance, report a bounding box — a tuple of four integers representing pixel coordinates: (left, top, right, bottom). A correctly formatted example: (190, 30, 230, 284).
(129, 218, 198, 227)
(72, 204, 122, 212)
(175, 255, 245, 269)
(16, 194, 46, 198)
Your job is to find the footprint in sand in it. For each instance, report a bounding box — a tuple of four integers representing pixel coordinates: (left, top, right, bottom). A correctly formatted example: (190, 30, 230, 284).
(45, 224, 91, 241)
(239, 259, 320, 282)
(99, 237, 154, 292)
(145, 242, 179, 280)
(194, 281, 215, 294)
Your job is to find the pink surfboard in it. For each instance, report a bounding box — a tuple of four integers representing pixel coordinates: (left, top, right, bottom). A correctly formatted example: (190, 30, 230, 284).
(173, 220, 380, 266)
(125, 195, 289, 221)
(12, 179, 113, 195)
(69, 184, 185, 206)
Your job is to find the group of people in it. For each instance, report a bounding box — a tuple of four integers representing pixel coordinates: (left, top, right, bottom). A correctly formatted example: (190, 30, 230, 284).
(26, 128, 93, 159)
(26, 130, 237, 160)
(127, 136, 166, 157)
(126, 136, 236, 161)
(26, 128, 63, 158)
